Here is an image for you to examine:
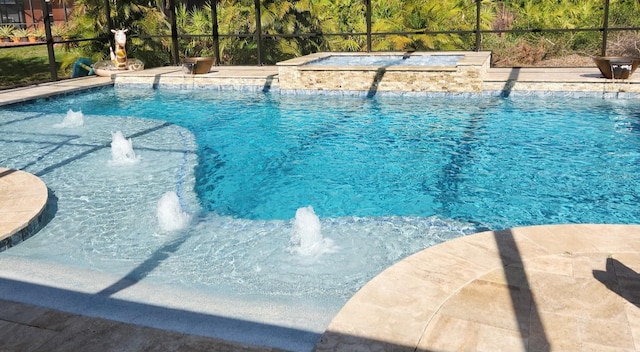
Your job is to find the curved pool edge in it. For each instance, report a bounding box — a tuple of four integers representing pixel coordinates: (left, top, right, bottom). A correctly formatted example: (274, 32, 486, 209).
(0, 167, 48, 251)
(315, 224, 640, 351)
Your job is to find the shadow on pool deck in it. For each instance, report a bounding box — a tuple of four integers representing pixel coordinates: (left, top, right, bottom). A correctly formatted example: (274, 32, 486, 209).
(494, 229, 549, 351)
(593, 257, 640, 309)
(0, 277, 316, 351)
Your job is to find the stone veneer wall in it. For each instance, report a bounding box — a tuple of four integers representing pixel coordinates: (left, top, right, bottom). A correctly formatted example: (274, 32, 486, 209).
(114, 75, 277, 91)
(277, 52, 491, 93)
(0, 211, 45, 252)
(483, 80, 640, 95)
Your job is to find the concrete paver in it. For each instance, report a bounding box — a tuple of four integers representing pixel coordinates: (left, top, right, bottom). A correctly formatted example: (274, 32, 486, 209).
(0, 299, 283, 352)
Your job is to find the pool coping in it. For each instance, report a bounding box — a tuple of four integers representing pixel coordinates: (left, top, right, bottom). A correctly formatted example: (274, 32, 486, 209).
(0, 75, 114, 106)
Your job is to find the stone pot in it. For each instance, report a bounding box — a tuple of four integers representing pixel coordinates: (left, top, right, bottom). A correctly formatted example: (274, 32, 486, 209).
(593, 56, 640, 79)
(182, 57, 214, 74)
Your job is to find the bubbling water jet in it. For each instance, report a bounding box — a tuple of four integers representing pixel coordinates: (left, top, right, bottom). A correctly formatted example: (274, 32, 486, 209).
(110, 131, 139, 164)
(53, 109, 84, 128)
(157, 191, 191, 232)
(290, 206, 337, 256)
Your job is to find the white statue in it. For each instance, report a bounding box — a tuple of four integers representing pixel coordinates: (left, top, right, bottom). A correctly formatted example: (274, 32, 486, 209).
(93, 28, 144, 76)
(110, 29, 129, 70)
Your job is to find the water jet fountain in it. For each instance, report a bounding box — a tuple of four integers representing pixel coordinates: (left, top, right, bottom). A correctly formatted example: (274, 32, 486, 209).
(157, 191, 191, 232)
(53, 109, 84, 128)
(110, 131, 139, 164)
(290, 206, 337, 256)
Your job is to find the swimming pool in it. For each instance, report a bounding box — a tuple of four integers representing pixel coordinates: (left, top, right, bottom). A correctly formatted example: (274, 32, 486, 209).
(1, 88, 640, 350)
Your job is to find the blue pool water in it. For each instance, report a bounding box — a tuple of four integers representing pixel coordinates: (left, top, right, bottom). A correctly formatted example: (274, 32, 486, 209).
(305, 54, 463, 66)
(1, 88, 640, 350)
(11, 88, 640, 228)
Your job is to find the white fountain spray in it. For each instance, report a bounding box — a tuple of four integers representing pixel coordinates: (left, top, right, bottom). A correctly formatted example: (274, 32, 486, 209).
(157, 191, 191, 232)
(290, 206, 337, 256)
(53, 109, 84, 128)
(110, 131, 140, 164)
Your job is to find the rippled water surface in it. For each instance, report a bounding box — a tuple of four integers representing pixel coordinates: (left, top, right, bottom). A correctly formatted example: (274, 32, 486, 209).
(1, 88, 640, 350)
(305, 54, 463, 66)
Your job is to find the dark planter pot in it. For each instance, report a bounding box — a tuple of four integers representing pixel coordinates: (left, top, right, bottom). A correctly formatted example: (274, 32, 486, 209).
(182, 57, 214, 74)
(593, 56, 640, 79)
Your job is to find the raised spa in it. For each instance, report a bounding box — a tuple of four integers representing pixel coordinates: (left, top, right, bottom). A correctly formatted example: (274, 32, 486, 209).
(276, 51, 491, 93)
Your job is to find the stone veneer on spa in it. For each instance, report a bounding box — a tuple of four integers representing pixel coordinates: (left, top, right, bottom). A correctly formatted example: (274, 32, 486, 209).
(276, 51, 492, 93)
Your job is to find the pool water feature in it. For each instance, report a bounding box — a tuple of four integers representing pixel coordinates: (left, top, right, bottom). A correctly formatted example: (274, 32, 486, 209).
(290, 206, 337, 257)
(1, 88, 640, 351)
(157, 191, 191, 232)
(53, 109, 84, 128)
(110, 130, 140, 164)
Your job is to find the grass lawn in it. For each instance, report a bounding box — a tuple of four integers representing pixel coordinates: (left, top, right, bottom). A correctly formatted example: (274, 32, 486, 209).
(0, 44, 68, 89)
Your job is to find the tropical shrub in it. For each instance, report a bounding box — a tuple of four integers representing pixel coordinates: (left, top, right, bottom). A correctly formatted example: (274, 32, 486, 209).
(46, 0, 640, 67)
(60, 0, 171, 69)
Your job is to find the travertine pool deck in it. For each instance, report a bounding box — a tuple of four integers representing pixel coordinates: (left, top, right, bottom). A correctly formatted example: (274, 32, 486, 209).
(1, 66, 640, 351)
(315, 224, 640, 351)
